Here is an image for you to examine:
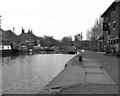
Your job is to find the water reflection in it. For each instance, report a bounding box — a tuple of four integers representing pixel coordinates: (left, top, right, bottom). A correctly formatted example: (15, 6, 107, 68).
(2, 54, 75, 94)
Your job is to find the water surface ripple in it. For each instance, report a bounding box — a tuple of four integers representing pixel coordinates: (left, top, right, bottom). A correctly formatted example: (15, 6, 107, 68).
(2, 54, 75, 94)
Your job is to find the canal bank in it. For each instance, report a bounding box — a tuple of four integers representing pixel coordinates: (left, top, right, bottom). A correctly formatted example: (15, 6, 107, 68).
(39, 50, 118, 94)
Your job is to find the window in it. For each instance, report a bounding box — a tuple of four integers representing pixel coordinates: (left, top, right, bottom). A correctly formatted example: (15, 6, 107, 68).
(113, 21, 116, 30)
(108, 30, 111, 35)
(114, 39, 116, 45)
(116, 39, 119, 44)
(113, 6, 116, 13)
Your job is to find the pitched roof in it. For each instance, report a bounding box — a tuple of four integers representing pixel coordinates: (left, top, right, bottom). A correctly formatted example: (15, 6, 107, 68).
(1, 30, 20, 42)
(19, 32, 39, 42)
(101, 1, 119, 17)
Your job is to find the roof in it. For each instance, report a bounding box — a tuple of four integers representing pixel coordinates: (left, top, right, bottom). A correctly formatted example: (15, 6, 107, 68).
(19, 32, 39, 42)
(1, 30, 20, 42)
(101, 1, 119, 17)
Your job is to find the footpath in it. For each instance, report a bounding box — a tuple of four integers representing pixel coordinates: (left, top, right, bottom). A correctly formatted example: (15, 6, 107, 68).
(39, 50, 118, 94)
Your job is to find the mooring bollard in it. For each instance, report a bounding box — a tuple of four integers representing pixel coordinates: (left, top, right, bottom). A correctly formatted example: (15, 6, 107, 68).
(65, 64, 67, 68)
(79, 56, 82, 62)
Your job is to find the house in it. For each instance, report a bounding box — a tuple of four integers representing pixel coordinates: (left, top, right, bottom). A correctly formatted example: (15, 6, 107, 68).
(101, 0, 120, 55)
(1, 30, 20, 49)
(19, 28, 40, 48)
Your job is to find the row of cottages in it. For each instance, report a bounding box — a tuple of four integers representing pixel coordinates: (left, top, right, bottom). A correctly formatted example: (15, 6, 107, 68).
(98, 0, 120, 54)
(1, 28, 41, 50)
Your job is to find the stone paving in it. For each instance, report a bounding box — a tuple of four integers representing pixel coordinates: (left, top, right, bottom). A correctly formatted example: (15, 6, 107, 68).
(83, 58, 115, 85)
(40, 65, 85, 94)
(39, 51, 118, 94)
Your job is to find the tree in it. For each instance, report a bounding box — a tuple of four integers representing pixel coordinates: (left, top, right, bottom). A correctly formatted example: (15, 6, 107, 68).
(42, 35, 59, 47)
(62, 36, 72, 42)
(86, 16, 103, 41)
(86, 29, 91, 40)
(61, 36, 73, 47)
(74, 33, 83, 42)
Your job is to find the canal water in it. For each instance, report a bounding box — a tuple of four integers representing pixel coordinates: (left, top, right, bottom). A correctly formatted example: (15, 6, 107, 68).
(2, 54, 75, 94)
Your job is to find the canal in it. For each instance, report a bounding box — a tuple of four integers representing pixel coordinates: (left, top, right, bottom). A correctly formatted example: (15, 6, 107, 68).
(2, 54, 75, 94)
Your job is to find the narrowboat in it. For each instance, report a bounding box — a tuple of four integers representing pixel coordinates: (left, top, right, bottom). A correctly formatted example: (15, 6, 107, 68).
(0, 45, 12, 57)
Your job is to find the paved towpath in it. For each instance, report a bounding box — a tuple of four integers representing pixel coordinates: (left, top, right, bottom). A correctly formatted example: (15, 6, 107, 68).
(39, 56, 85, 94)
(39, 50, 118, 94)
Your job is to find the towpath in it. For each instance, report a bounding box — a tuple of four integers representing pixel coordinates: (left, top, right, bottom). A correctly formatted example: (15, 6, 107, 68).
(39, 50, 118, 94)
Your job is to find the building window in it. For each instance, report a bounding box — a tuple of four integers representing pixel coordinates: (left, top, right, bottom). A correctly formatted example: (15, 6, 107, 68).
(108, 13, 111, 22)
(113, 6, 116, 13)
(114, 39, 116, 45)
(108, 30, 111, 35)
(113, 21, 116, 30)
(116, 39, 119, 44)
(111, 40, 113, 45)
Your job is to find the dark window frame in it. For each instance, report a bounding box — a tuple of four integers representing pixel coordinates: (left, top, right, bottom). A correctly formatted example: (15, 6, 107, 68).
(116, 39, 118, 43)
(114, 39, 116, 45)
(113, 6, 116, 13)
(113, 21, 116, 30)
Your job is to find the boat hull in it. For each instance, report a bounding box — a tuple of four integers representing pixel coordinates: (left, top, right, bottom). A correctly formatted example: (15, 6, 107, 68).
(68, 51, 76, 54)
(0, 50, 12, 57)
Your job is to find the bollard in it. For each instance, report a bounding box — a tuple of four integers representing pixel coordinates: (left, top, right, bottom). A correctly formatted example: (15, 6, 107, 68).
(79, 56, 82, 62)
(65, 64, 67, 68)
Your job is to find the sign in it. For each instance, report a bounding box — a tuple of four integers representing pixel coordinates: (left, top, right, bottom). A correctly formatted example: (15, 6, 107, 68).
(103, 23, 109, 31)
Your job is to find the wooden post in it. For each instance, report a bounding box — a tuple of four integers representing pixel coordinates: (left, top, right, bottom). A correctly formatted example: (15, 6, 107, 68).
(79, 56, 82, 62)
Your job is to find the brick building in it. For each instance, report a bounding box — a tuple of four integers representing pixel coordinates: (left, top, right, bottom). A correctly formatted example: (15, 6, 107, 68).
(101, 1, 120, 55)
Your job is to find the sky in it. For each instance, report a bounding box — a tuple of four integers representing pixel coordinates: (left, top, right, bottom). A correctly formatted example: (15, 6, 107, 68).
(0, 0, 114, 40)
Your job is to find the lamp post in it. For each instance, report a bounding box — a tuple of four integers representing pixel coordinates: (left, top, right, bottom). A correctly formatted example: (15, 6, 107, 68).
(80, 32, 83, 49)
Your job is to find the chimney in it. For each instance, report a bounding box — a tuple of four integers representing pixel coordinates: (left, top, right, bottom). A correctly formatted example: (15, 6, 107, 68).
(13, 27, 15, 33)
(22, 27, 25, 34)
(30, 29, 33, 34)
(28, 29, 30, 34)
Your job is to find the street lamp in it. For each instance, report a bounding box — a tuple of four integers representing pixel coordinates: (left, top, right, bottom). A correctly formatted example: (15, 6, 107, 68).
(80, 32, 83, 49)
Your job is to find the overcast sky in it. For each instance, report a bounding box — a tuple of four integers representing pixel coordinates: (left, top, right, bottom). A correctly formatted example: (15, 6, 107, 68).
(0, 0, 114, 40)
